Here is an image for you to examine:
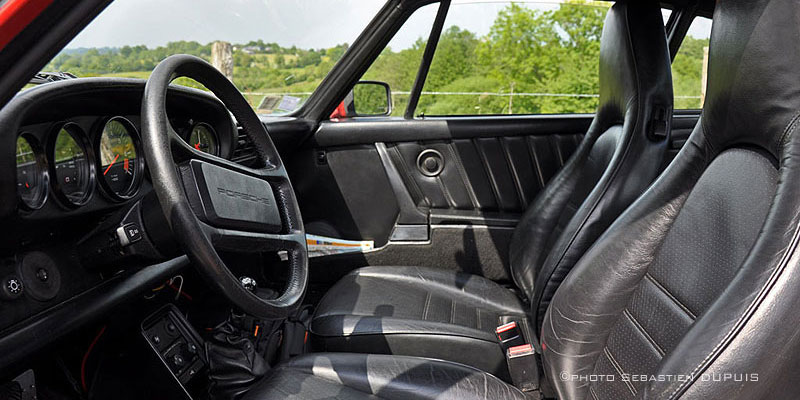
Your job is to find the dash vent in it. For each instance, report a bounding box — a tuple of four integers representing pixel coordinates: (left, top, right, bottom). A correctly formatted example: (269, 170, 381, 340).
(231, 125, 262, 168)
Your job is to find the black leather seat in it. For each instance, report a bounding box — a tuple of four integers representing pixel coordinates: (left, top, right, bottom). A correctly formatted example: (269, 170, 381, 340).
(312, 266, 530, 379)
(246, 0, 800, 398)
(311, 0, 673, 378)
(539, 0, 800, 397)
(244, 353, 527, 399)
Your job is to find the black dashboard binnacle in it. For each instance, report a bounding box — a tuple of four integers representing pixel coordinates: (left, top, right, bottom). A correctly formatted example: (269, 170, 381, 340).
(9, 80, 238, 218)
(0, 78, 263, 369)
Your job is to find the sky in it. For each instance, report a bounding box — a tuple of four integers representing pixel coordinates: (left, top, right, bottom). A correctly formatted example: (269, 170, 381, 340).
(65, 0, 712, 51)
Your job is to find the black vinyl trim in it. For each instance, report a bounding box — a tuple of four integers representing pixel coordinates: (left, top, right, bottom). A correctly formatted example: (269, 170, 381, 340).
(405, 0, 450, 119)
(0, 256, 188, 378)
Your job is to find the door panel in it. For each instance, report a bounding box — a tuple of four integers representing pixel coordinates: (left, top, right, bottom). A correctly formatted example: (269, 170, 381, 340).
(291, 112, 699, 284)
(290, 144, 401, 247)
(387, 134, 582, 213)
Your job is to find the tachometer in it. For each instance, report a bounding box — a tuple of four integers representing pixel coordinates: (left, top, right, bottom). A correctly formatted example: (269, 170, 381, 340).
(15, 134, 48, 210)
(51, 123, 94, 207)
(188, 122, 218, 155)
(97, 117, 142, 200)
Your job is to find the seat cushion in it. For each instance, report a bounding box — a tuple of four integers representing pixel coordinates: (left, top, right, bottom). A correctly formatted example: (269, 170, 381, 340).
(243, 353, 527, 400)
(310, 266, 530, 379)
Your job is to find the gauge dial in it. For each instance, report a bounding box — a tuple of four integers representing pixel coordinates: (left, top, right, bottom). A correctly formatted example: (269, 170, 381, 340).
(52, 124, 93, 206)
(188, 123, 218, 155)
(16, 134, 47, 209)
(98, 117, 141, 199)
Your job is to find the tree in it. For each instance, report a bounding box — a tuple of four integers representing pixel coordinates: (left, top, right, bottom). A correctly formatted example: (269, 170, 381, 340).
(672, 36, 708, 109)
(39, 0, 704, 114)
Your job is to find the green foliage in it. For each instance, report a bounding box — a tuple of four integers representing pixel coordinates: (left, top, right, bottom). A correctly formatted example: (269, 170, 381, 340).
(380, 1, 703, 115)
(672, 35, 708, 109)
(417, 2, 607, 115)
(45, 41, 350, 109)
(353, 83, 390, 115)
(43, 2, 706, 115)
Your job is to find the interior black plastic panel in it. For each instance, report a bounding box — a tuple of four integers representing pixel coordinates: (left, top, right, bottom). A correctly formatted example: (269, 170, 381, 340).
(298, 111, 700, 279)
(0, 256, 187, 377)
(386, 135, 582, 213)
(666, 110, 699, 169)
(290, 145, 400, 247)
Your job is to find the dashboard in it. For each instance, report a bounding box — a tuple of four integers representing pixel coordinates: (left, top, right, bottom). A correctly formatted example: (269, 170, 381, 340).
(4, 79, 243, 224)
(17, 116, 222, 210)
(0, 78, 263, 370)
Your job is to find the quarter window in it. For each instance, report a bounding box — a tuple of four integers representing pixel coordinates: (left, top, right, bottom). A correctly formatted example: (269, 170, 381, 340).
(672, 16, 711, 109)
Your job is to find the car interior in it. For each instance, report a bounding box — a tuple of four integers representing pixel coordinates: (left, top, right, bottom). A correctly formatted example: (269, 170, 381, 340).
(2, 0, 800, 399)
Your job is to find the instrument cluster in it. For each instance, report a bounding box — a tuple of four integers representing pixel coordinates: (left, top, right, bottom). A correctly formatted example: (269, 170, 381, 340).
(15, 118, 219, 210)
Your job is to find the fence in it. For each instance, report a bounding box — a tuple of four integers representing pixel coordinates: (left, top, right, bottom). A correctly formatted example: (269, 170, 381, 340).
(243, 91, 703, 114)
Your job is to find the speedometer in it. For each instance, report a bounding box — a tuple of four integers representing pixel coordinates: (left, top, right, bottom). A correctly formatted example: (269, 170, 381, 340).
(97, 117, 142, 200)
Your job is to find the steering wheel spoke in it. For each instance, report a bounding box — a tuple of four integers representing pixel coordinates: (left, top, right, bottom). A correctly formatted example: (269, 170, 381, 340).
(201, 222, 305, 253)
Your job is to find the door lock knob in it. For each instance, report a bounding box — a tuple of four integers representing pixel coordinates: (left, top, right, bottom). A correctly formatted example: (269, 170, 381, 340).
(417, 149, 444, 177)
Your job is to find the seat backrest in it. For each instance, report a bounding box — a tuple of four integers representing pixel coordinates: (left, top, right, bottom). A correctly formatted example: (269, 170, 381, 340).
(541, 0, 800, 398)
(508, 0, 672, 331)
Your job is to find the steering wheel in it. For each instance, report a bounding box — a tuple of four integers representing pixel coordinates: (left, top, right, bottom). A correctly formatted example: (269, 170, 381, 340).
(141, 54, 308, 319)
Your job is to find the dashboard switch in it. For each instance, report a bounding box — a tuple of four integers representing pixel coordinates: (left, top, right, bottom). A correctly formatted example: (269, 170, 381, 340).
(1, 275, 23, 300)
(172, 354, 185, 368)
(116, 223, 143, 247)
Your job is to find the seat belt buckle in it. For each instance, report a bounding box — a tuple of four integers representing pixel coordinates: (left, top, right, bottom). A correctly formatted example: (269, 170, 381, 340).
(496, 321, 525, 349)
(506, 344, 540, 392)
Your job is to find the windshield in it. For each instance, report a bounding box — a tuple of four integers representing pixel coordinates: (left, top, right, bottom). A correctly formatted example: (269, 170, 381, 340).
(38, 0, 385, 114)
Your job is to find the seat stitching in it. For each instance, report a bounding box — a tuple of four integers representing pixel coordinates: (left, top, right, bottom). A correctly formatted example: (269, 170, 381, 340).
(623, 308, 665, 356)
(422, 292, 431, 321)
(352, 271, 525, 314)
(289, 368, 390, 399)
(644, 273, 697, 319)
(604, 347, 637, 396)
(590, 385, 600, 400)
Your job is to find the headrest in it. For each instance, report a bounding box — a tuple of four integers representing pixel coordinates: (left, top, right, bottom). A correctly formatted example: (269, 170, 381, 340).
(597, 1, 672, 128)
(703, 0, 800, 155)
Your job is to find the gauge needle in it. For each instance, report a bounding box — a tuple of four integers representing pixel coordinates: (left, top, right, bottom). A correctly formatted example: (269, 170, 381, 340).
(104, 154, 119, 176)
(194, 143, 201, 150)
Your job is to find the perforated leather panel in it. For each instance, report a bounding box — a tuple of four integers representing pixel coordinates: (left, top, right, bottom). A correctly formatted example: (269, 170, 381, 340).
(589, 148, 778, 398)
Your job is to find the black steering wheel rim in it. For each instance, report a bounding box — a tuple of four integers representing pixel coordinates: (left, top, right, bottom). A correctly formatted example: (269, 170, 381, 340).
(141, 54, 308, 319)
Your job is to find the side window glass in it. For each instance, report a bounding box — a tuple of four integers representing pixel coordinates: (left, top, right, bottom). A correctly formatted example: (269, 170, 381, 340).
(672, 16, 711, 109)
(415, 1, 611, 116)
